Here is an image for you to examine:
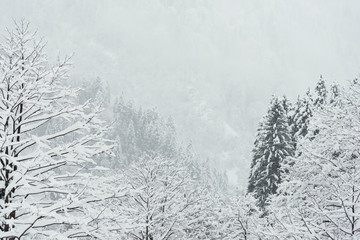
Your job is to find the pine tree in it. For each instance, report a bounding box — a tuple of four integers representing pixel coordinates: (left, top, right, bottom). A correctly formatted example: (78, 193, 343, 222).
(125, 119, 137, 162)
(112, 136, 125, 168)
(161, 116, 177, 158)
(112, 97, 180, 165)
(248, 96, 294, 209)
(313, 75, 328, 108)
(290, 91, 313, 142)
(280, 95, 291, 117)
(330, 81, 340, 104)
(247, 119, 265, 194)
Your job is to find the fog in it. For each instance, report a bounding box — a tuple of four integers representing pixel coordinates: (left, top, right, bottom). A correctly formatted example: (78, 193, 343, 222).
(2, 0, 360, 186)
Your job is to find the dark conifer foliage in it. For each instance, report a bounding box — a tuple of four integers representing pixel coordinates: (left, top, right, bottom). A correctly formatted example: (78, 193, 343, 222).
(289, 90, 313, 142)
(330, 82, 340, 104)
(248, 96, 294, 208)
(248, 77, 337, 211)
(314, 75, 328, 108)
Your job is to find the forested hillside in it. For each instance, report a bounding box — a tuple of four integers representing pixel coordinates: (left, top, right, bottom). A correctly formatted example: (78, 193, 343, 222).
(0, 3, 360, 238)
(3, 0, 359, 188)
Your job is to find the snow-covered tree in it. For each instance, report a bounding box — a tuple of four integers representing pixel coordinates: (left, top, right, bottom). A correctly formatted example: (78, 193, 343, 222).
(248, 96, 294, 209)
(77, 77, 111, 108)
(0, 21, 117, 239)
(111, 97, 179, 167)
(329, 82, 340, 104)
(280, 95, 292, 120)
(121, 154, 202, 240)
(313, 75, 328, 108)
(289, 78, 330, 149)
(267, 80, 360, 239)
(161, 116, 177, 158)
(247, 119, 265, 195)
(224, 193, 263, 240)
(290, 91, 313, 143)
(178, 144, 226, 195)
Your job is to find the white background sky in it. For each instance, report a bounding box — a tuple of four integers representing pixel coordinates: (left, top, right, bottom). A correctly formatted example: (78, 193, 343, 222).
(2, 0, 360, 186)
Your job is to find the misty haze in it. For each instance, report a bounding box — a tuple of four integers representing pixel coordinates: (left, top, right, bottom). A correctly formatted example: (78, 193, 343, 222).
(0, 1, 359, 239)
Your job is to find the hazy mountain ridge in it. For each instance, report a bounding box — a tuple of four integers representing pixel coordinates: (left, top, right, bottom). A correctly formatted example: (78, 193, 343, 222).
(2, 0, 359, 186)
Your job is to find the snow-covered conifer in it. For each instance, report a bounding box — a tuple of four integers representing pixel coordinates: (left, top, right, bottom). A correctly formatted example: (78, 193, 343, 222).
(248, 96, 294, 209)
(313, 75, 328, 108)
(329, 82, 340, 104)
(290, 91, 313, 142)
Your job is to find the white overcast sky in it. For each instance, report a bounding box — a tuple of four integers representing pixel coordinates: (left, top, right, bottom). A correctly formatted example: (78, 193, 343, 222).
(2, 0, 360, 186)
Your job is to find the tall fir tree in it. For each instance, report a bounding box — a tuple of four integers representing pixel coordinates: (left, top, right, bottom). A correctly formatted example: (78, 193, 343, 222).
(313, 75, 328, 108)
(280, 95, 293, 124)
(247, 119, 266, 194)
(248, 96, 294, 209)
(290, 90, 313, 143)
(280, 95, 291, 114)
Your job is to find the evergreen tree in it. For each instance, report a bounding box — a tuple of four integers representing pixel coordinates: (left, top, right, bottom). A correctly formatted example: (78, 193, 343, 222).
(248, 96, 294, 209)
(77, 77, 111, 111)
(247, 119, 266, 194)
(330, 81, 340, 104)
(161, 116, 177, 158)
(125, 118, 137, 162)
(280, 95, 291, 116)
(290, 91, 313, 142)
(112, 136, 125, 168)
(313, 75, 328, 108)
(112, 97, 178, 165)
